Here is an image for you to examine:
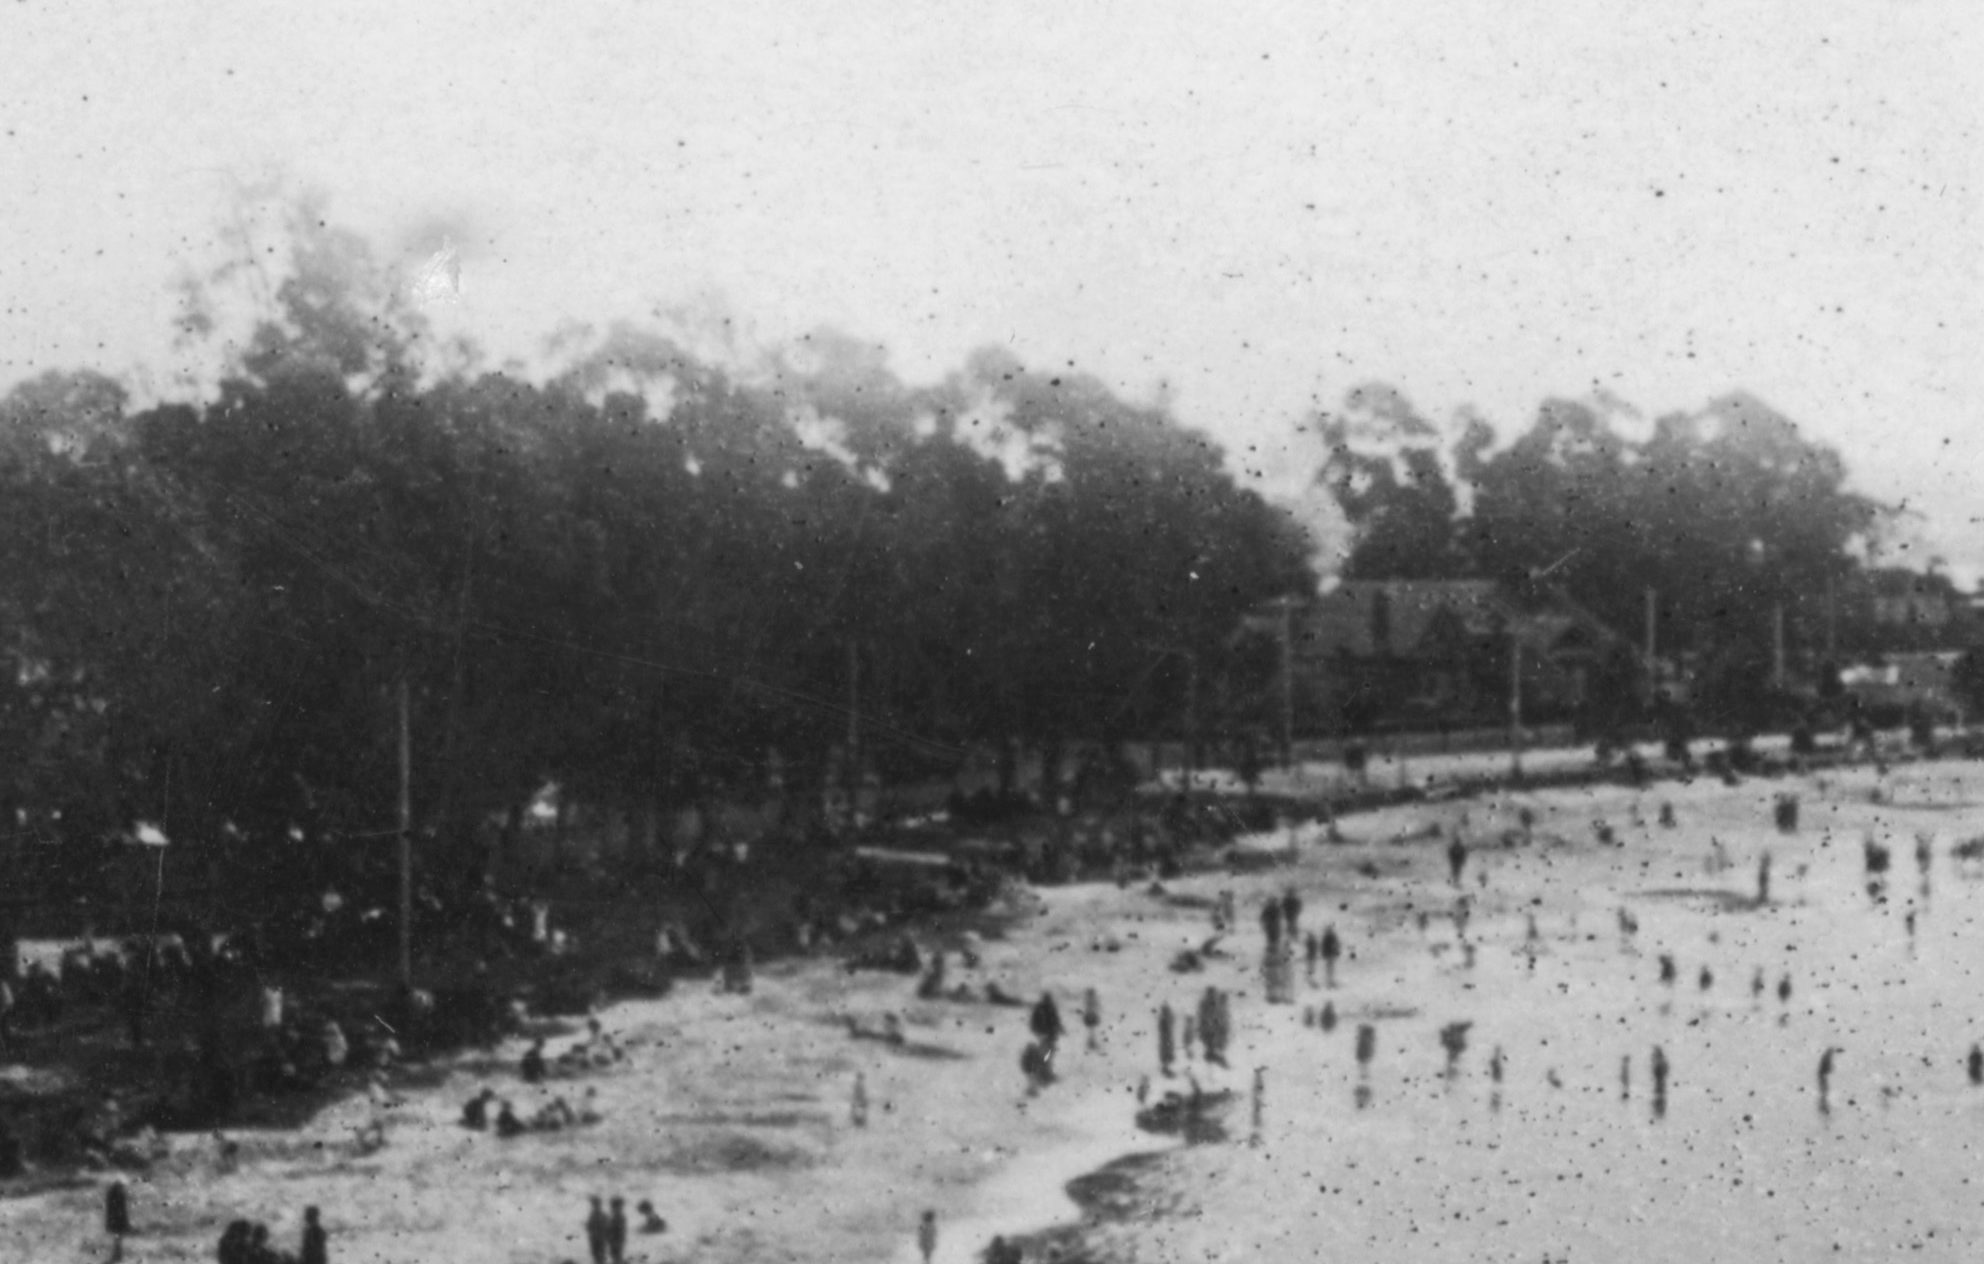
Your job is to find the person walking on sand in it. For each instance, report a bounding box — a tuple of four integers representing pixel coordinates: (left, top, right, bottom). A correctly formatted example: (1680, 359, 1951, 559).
(1321, 925, 1341, 990)
(522, 1039, 547, 1085)
(585, 1195, 610, 1264)
(1249, 1067, 1266, 1145)
(1447, 833, 1468, 887)
(1818, 1047, 1839, 1115)
(1303, 931, 1318, 985)
(1198, 987, 1227, 1067)
(1968, 1044, 1983, 1088)
(1082, 988, 1102, 1052)
(1280, 888, 1303, 939)
(1260, 897, 1283, 954)
(1030, 992, 1064, 1057)
(1651, 1046, 1669, 1119)
(299, 1205, 327, 1264)
(1158, 1003, 1176, 1076)
(916, 1209, 938, 1264)
(851, 1071, 870, 1127)
(105, 1179, 129, 1259)
(607, 1196, 627, 1264)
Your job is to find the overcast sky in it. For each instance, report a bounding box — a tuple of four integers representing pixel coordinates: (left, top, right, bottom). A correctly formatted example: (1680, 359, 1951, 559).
(4, 1, 1978, 578)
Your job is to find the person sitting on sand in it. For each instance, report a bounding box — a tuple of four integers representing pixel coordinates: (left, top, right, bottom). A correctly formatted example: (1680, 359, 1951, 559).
(352, 1117, 387, 1154)
(543, 1096, 578, 1130)
(984, 1234, 1022, 1264)
(462, 1087, 496, 1130)
(521, 1039, 547, 1085)
(217, 1219, 252, 1264)
(636, 1200, 667, 1234)
(494, 1100, 527, 1138)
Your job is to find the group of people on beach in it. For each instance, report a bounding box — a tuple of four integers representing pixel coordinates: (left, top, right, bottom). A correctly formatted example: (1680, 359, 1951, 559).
(572, 1193, 666, 1264)
(212, 1206, 327, 1264)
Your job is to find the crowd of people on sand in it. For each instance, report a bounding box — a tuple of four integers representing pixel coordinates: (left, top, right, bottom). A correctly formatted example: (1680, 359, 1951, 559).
(456, 1017, 624, 1140)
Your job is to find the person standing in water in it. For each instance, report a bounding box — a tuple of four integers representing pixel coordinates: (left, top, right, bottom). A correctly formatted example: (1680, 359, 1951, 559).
(916, 1210, 938, 1264)
(1651, 1046, 1670, 1119)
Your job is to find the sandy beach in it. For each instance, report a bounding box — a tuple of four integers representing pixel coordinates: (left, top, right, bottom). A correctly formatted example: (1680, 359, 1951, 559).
(8, 753, 1984, 1263)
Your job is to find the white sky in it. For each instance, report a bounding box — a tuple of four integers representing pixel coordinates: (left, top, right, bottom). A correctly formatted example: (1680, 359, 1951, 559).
(4, 0, 1979, 577)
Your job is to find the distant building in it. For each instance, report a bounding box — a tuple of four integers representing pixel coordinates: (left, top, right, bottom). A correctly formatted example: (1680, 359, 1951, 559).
(1865, 568, 1958, 632)
(1246, 579, 1629, 734)
(1839, 650, 1966, 719)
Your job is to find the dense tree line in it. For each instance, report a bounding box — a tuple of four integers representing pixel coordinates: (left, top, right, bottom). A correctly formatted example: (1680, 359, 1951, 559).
(1314, 383, 1889, 730)
(0, 213, 1313, 925)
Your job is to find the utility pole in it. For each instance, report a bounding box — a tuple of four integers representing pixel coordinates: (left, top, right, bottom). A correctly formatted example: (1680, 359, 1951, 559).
(397, 672, 413, 990)
(1825, 574, 1838, 661)
(1772, 603, 1786, 691)
(1185, 649, 1200, 790)
(1644, 587, 1658, 704)
(1508, 628, 1524, 780)
(1279, 596, 1296, 770)
(846, 640, 861, 805)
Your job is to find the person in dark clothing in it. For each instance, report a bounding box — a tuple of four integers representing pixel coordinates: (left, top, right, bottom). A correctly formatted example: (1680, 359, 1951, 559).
(1968, 1043, 1983, 1087)
(494, 1100, 526, 1138)
(521, 1040, 547, 1085)
(1302, 932, 1318, 984)
(985, 1234, 1023, 1264)
(1157, 1003, 1176, 1076)
(218, 1219, 253, 1264)
(299, 1206, 327, 1264)
(1447, 835, 1468, 887)
(1029, 993, 1063, 1053)
(636, 1200, 667, 1234)
(1259, 899, 1283, 953)
(607, 1196, 627, 1264)
(1320, 925, 1343, 989)
(585, 1195, 610, 1264)
(1280, 889, 1302, 939)
(1818, 1047, 1838, 1115)
(105, 1180, 131, 1243)
(1651, 1046, 1670, 1119)
(461, 1087, 496, 1130)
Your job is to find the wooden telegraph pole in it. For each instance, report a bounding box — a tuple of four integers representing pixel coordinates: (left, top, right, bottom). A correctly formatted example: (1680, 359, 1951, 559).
(397, 673, 413, 989)
(1508, 627, 1524, 781)
(1279, 596, 1296, 770)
